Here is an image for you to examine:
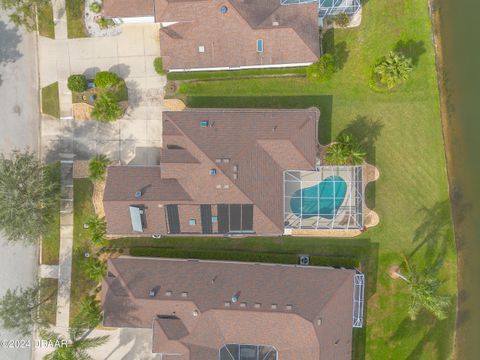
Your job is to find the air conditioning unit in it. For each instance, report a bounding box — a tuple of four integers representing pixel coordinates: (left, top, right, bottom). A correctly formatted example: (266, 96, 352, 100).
(299, 255, 310, 266)
(152, 233, 161, 239)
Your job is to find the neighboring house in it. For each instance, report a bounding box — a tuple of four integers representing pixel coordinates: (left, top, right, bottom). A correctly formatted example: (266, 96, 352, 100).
(102, 257, 365, 359)
(103, 0, 320, 71)
(103, 108, 365, 237)
(103, 108, 320, 236)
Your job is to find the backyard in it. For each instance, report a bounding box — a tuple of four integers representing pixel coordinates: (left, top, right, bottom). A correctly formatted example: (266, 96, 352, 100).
(168, 0, 457, 358)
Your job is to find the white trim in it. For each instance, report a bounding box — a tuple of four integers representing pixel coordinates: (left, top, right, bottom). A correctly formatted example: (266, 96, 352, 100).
(119, 16, 155, 24)
(168, 62, 313, 72)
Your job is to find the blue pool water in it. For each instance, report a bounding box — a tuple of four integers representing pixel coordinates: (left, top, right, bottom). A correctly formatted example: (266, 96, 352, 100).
(290, 176, 347, 219)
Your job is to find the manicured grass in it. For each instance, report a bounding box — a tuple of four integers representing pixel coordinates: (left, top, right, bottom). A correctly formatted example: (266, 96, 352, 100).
(70, 179, 97, 325)
(172, 0, 457, 358)
(42, 162, 61, 265)
(37, 1, 55, 39)
(66, 0, 88, 38)
(39, 278, 58, 326)
(128, 247, 359, 268)
(167, 66, 306, 81)
(41, 82, 60, 119)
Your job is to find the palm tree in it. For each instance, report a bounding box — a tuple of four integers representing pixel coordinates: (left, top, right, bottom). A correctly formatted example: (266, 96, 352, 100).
(325, 133, 366, 165)
(88, 155, 110, 182)
(374, 51, 413, 89)
(391, 255, 450, 320)
(41, 324, 108, 360)
(85, 215, 107, 246)
(76, 296, 102, 329)
(82, 258, 107, 283)
(91, 93, 122, 122)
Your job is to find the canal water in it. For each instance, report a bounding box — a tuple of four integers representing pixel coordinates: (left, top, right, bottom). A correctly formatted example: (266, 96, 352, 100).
(434, 0, 480, 358)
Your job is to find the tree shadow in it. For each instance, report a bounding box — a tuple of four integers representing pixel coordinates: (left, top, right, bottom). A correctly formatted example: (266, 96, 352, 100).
(409, 199, 453, 260)
(321, 29, 349, 70)
(340, 115, 384, 164)
(394, 39, 426, 66)
(0, 20, 22, 65)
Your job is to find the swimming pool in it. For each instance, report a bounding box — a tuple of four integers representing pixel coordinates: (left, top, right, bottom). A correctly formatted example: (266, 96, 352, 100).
(289, 175, 347, 220)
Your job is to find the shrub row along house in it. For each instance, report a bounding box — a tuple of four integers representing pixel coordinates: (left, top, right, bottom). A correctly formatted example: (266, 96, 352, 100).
(102, 257, 365, 359)
(102, 109, 365, 237)
(104, 0, 320, 71)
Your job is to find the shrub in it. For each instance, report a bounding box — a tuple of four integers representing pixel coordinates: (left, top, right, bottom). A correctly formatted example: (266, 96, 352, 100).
(89, 2, 101, 13)
(306, 54, 336, 81)
(81, 257, 107, 282)
(325, 133, 366, 165)
(88, 155, 110, 182)
(67, 74, 87, 92)
(153, 57, 165, 75)
(91, 93, 122, 122)
(96, 17, 114, 29)
(94, 71, 120, 89)
(128, 248, 359, 268)
(333, 13, 350, 27)
(85, 214, 108, 245)
(372, 51, 413, 89)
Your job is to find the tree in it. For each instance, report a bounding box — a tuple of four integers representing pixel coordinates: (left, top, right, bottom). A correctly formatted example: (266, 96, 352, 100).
(306, 54, 336, 81)
(91, 93, 122, 122)
(76, 296, 102, 329)
(94, 71, 120, 89)
(325, 133, 366, 165)
(0, 151, 58, 243)
(88, 155, 110, 182)
(0, 0, 50, 32)
(373, 51, 413, 89)
(67, 74, 88, 93)
(0, 283, 55, 336)
(392, 255, 451, 320)
(82, 257, 107, 282)
(85, 214, 107, 246)
(41, 320, 109, 360)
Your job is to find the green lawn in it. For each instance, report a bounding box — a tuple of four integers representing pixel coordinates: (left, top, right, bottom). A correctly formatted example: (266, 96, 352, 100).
(167, 66, 306, 81)
(39, 278, 58, 326)
(41, 82, 60, 119)
(70, 179, 97, 325)
(42, 162, 61, 265)
(66, 0, 88, 38)
(170, 0, 457, 358)
(37, 1, 55, 39)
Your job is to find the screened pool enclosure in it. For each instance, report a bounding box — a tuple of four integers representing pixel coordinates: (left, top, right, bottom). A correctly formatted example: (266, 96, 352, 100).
(280, 0, 361, 19)
(283, 166, 364, 230)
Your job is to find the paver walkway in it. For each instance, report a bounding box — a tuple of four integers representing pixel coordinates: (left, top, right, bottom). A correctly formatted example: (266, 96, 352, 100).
(55, 160, 74, 332)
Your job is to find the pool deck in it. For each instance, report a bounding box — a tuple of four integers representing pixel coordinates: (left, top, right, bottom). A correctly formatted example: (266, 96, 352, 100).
(289, 163, 379, 237)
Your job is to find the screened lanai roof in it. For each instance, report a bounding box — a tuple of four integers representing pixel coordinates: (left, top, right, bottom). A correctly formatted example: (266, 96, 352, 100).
(283, 166, 364, 230)
(280, 0, 361, 18)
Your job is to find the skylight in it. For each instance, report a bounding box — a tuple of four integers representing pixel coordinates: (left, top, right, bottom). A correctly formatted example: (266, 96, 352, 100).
(256, 39, 264, 53)
(219, 344, 277, 360)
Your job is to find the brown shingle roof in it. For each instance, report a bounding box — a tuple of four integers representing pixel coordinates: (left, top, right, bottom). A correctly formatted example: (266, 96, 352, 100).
(156, 0, 320, 70)
(103, 109, 319, 236)
(102, 257, 357, 360)
(103, 0, 155, 17)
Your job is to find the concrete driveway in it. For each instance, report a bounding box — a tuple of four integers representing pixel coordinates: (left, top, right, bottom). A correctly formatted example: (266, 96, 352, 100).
(39, 23, 166, 164)
(34, 328, 160, 360)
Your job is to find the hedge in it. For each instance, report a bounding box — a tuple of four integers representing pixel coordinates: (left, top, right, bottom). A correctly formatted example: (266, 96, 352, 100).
(128, 247, 359, 268)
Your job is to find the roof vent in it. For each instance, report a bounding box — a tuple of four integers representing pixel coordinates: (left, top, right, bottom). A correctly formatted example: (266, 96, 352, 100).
(193, 309, 199, 317)
(165, 291, 172, 296)
(231, 292, 239, 303)
(254, 303, 261, 309)
(200, 120, 209, 128)
(240, 302, 247, 308)
(209, 168, 217, 176)
(148, 288, 157, 298)
(271, 303, 278, 309)
(224, 301, 231, 307)
(181, 292, 188, 297)
(273, 21, 279, 26)
(220, 5, 228, 14)
(285, 304, 293, 310)
(135, 191, 142, 198)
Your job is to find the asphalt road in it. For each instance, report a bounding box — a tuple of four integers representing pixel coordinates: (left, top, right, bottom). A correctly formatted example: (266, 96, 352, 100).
(0, 10, 40, 360)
